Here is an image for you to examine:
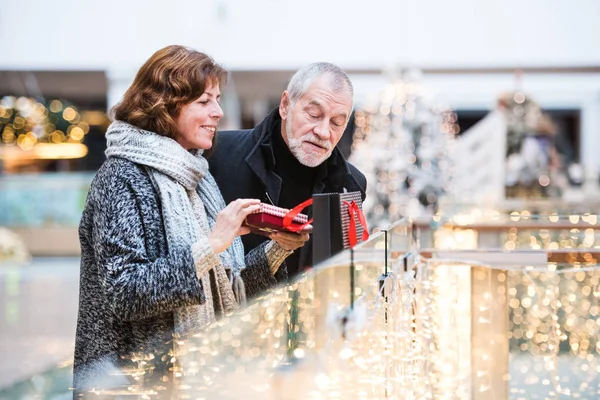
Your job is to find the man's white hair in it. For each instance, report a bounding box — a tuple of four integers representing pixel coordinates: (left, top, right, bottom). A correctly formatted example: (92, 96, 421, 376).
(286, 62, 354, 107)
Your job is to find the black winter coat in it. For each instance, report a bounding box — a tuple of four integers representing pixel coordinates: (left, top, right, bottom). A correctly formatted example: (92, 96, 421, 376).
(209, 109, 367, 280)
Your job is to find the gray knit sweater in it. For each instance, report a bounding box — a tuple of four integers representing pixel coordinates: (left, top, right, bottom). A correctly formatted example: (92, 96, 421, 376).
(73, 157, 286, 391)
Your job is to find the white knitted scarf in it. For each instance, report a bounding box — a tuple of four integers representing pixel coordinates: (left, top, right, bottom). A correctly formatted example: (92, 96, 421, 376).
(105, 121, 246, 335)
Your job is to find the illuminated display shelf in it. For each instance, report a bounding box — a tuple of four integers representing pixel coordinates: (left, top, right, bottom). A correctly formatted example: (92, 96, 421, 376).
(3, 206, 599, 399)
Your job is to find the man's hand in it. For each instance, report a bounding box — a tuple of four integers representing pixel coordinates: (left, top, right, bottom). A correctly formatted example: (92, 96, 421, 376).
(269, 226, 311, 251)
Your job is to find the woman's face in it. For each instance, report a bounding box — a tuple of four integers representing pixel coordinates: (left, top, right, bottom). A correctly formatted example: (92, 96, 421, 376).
(175, 82, 223, 150)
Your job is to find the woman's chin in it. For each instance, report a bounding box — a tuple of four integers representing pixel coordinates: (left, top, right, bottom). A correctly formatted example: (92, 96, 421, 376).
(191, 139, 213, 150)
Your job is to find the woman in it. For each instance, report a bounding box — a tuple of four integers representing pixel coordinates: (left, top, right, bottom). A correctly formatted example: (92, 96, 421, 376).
(73, 45, 309, 392)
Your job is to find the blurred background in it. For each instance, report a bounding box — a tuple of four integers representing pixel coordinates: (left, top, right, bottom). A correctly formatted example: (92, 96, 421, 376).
(1, 0, 600, 395)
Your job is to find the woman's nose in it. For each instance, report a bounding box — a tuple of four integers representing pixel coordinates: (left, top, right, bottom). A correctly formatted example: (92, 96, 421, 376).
(211, 103, 224, 119)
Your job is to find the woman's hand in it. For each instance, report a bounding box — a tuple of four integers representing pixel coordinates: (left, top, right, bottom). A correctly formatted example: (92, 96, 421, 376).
(209, 199, 261, 253)
(269, 226, 311, 251)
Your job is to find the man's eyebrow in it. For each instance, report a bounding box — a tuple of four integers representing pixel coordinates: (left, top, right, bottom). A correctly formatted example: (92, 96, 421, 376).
(306, 100, 348, 120)
(330, 111, 348, 121)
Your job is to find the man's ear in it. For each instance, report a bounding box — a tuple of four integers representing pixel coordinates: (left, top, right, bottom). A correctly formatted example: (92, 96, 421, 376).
(279, 91, 290, 120)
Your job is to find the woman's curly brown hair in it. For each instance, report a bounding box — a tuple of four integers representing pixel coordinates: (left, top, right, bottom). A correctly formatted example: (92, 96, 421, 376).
(112, 45, 227, 155)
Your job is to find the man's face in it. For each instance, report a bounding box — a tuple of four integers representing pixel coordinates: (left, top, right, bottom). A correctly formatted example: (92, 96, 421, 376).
(280, 75, 353, 167)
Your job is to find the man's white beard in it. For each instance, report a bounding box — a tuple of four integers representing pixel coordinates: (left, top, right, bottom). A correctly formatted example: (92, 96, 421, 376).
(285, 113, 333, 167)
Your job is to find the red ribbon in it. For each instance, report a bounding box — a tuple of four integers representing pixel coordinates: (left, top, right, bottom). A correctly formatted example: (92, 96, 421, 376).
(282, 198, 370, 245)
(282, 198, 314, 233)
(343, 200, 370, 247)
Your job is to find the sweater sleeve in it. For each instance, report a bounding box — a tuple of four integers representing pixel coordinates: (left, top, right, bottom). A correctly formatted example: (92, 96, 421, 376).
(240, 241, 291, 298)
(264, 240, 293, 274)
(94, 174, 205, 322)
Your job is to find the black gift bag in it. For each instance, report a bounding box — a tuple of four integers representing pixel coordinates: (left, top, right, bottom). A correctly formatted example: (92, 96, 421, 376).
(312, 191, 369, 264)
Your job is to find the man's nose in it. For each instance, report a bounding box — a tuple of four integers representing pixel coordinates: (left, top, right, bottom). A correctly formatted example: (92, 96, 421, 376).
(313, 119, 330, 139)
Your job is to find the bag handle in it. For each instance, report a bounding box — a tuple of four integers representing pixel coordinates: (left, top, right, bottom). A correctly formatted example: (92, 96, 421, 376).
(282, 198, 314, 233)
(343, 200, 370, 247)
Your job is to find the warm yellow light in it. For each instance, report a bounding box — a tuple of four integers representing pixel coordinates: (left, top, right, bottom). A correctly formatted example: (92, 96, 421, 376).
(0, 142, 88, 160)
(51, 130, 65, 143)
(33, 102, 46, 116)
(49, 100, 63, 113)
(81, 110, 108, 126)
(62, 107, 77, 121)
(45, 123, 56, 134)
(2, 127, 15, 143)
(34, 143, 88, 159)
(13, 116, 25, 129)
(78, 121, 90, 134)
(69, 126, 84, 141)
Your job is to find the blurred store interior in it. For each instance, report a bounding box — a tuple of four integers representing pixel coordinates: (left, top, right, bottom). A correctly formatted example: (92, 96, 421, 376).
(1, 0, 600, 398)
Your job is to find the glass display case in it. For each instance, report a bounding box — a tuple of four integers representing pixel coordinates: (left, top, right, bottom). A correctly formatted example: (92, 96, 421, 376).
(2, 207, 599, 399)
(417, 201, 600, 399)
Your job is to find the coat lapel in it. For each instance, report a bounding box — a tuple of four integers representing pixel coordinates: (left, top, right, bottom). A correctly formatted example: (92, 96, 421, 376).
(245, 123, 282, 205)
(244, 107, 365, 210)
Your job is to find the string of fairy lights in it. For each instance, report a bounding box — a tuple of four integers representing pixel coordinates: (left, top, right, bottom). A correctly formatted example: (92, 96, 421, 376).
(349, 69, 457, 228)
(0, 96, 90, 149)
(169, 210, 598, 399)
(67, 193, 597, 397)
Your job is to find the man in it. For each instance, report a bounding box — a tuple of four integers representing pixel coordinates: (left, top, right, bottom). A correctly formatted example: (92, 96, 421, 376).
(209, 62, 367, 281)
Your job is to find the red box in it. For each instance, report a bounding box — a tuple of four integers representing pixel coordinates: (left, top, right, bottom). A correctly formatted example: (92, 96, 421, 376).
(244, 203, 309, 236)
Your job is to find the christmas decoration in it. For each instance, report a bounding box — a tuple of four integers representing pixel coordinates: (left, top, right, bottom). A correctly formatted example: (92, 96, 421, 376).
(0, 96, 89, 149)
(497, 92, 562, 197)
(349, 69, 456, 229)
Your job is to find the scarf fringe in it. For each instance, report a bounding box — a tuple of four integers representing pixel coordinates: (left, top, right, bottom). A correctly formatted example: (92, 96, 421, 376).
(231, 273, 247, 306)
